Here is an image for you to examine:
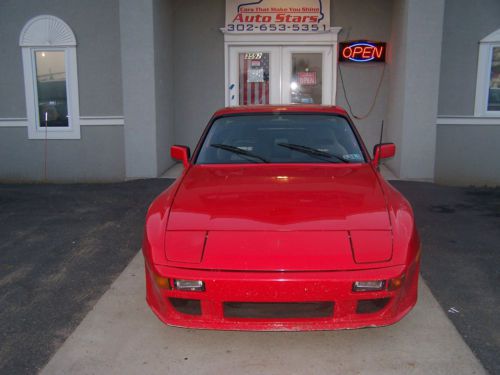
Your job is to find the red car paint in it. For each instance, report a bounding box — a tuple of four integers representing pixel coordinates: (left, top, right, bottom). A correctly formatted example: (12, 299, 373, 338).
(143, 105, 420, 330)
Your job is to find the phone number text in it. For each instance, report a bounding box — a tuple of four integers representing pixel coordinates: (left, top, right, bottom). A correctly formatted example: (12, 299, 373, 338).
(226, 23, 327, 32)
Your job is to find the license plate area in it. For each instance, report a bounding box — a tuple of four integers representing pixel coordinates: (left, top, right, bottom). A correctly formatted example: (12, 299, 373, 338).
(223, 301, 334, 319)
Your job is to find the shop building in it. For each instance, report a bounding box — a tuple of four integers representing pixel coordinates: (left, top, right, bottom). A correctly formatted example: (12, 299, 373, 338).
(0, 0, 499, 185)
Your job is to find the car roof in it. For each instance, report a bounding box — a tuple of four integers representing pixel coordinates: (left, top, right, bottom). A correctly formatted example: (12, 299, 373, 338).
(213, 105, 349, 117)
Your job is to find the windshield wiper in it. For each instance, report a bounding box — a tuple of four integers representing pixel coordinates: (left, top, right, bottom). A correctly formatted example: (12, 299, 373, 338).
(277, 143, 349, 163)
(210, 144, 269, 163)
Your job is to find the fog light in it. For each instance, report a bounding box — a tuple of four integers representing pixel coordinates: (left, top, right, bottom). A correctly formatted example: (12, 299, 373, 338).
(174, 279, 205, 292)
(353, 280, 386, 292)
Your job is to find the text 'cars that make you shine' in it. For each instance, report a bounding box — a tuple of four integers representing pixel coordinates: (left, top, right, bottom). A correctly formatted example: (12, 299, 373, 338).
(142, 105, 420, 331)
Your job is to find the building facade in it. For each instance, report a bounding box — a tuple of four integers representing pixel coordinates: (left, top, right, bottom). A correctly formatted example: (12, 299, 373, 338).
(0, 0, 499, 185)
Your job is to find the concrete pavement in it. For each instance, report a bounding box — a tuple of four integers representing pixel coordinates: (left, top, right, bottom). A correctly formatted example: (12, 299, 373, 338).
(41, 252, 486, 375)
(162, 162, 399, 180)
(160, 163, 183, 179)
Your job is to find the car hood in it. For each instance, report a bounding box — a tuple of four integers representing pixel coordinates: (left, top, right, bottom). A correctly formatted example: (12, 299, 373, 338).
(167, 164, 391, 231)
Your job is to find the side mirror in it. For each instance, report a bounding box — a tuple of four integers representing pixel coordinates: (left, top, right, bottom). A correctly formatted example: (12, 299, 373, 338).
(170, 145, 191, 168)
(372, 143, 396, 165)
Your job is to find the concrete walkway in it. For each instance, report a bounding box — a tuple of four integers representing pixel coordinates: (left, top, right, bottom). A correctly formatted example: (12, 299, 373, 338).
(161, 163, 399, 180)
(41, 253, 486, 375)
(160, 163, 183, 179)
(380, 163, 398, 180)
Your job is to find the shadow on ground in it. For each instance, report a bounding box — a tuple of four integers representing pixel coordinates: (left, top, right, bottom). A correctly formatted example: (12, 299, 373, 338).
(0, 179, 172, 374)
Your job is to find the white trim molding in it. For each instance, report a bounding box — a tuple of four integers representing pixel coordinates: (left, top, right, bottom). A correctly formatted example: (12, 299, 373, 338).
(0, 116, 124, 128)
(220, 27, 342, 44)
(437, 116, 500, 126)
(19, 15, 76, 47)
(481, 28, 500, 43)
(0, 118, 28, 127)
(474, 28, 500, 117)
(20, 15, 81, 139)
(79, 116, 125, 126)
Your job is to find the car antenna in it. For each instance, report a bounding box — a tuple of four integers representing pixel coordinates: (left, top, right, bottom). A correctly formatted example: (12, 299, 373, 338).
(379, 120, 384, 145)
(377, 120, 384, 171)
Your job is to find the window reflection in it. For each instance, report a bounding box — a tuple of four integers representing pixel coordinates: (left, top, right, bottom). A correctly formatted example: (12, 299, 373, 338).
(488, 47, 500, 111)
(35, 51, 69, 127)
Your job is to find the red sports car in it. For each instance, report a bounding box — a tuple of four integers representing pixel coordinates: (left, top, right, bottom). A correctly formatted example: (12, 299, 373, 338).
(142, 105, 420, 331)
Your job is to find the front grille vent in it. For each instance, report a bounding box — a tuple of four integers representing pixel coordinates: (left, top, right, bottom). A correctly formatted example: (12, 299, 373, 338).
(224, 301, 334, 319)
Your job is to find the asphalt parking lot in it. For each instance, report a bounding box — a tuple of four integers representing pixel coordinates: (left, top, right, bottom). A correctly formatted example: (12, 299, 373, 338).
(391, 181, 500, 375)
(0, 179, 498, 374)
(0, 180, 169, 374)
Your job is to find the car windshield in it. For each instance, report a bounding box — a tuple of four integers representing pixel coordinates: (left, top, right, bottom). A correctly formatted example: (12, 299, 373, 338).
(196, 114, 366, 164)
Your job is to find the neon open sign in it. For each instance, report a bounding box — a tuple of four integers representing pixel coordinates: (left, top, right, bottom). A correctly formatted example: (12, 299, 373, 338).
(339, 41, 386, 63)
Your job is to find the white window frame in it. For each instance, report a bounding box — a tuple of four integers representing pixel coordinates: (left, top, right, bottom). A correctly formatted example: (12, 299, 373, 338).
(19, 15, 80, 139)
(474, 28, 500, 117)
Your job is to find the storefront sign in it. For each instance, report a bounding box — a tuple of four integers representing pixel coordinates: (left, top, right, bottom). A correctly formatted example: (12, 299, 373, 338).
(339, 41, 386, 63)
(225, 0, 330, 33)
(247, 67, 264, 82)
(298, 71, 317, 85)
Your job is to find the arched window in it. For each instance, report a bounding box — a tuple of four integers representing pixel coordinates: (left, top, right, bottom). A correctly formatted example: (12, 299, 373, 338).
(475, 28, 500, 116)
(19, 15, 80, 139)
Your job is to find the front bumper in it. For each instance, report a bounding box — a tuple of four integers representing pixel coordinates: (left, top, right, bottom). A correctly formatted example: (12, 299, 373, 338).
(145, 260, 419, 331)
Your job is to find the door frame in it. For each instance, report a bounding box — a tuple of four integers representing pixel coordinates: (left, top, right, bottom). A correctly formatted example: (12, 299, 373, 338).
(221, 27, 342, 107)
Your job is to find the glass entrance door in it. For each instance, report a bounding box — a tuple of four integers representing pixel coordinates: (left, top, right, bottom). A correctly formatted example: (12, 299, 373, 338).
(228, 46, 281, 106)
(282, 46, 333, 105)
(228, 46, 333, 106)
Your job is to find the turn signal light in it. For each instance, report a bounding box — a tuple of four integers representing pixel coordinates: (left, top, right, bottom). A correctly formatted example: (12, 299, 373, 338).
(153, 274, 171, 289)
(352, 280, 386, 292)
(174, 279, 205, 292)
(388, 274, 406, 291)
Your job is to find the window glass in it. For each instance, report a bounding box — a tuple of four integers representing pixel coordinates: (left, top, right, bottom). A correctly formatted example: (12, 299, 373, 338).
(196, 114, 365, 164)
(239, 52, 270, 105)
(488, 46, 500, 111)
(35, 51, 68, 127)
(290, 53, 322, 104)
